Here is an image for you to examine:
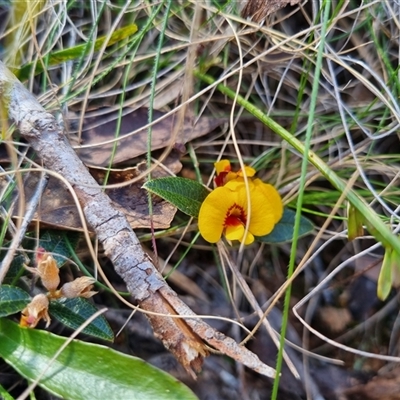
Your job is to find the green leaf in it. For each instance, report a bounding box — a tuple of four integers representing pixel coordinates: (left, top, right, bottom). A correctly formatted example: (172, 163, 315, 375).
(39, 230, 79, 266)
(49, 298, 114, 342)
(347, 203, 364, 241)
(1, 252, 26, 284)
(0, 384, 15, 400)
(0, 285, 30, 317)
(378, 247, 393, 301)
(256, 208, 314, 244)
(143, 177, 210, 217)
(0, 319, 197, 400)
(392, 250, 400, 289)
(16, 24, 138, 80)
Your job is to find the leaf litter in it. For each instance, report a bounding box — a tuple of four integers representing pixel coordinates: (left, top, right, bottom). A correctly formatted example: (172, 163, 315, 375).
(71, 107, 225, 168)
(2, 0, 400, 398)
(1, 107, 224, 231)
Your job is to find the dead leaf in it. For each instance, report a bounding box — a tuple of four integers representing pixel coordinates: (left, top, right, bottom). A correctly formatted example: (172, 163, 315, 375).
(3, 156, 182, 231)
(317, 306, 352, 333)
(343, 366, 400, 400)
(241, 0, 302, 22)
(72, 107, 225, 167)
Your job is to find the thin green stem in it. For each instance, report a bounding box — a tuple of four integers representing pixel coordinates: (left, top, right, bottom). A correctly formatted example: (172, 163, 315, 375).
(102, 4, 164, 187)
(193, 77, 400, 255)
(271, 2, 331, 398)
(147, 0, 172, 173)
(146, 0, 172, 255)
(62, 1, 107, 103)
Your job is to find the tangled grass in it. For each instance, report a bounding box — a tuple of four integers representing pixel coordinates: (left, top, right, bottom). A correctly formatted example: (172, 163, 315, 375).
(2, 1, 400, 398)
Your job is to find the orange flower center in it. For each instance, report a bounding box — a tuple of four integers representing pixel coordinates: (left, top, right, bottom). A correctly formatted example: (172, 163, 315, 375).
(224, 204, 247, 227)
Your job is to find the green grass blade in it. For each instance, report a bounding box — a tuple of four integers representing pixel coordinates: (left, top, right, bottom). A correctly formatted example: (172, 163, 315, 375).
(194, 78, 400, 255)
(15, 24, 138, 80)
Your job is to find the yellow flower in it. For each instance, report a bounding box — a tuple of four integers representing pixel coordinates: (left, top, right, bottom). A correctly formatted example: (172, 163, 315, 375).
(252, 178, 283, 224)
(215, 159, 231, 175)
(214, 160, 256, 187)
(198, 179, 283, 245)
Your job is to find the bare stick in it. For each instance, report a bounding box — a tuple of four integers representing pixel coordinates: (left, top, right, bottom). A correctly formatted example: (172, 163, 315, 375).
(0, 61, 275, 379)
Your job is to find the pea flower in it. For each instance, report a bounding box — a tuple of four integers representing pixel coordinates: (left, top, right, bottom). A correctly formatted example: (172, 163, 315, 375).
(214, 159, 256, 187)
(199, 161, 283, 245)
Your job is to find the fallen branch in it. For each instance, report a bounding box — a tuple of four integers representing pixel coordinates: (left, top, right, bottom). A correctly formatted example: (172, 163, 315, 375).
(0, 61, 275, 379)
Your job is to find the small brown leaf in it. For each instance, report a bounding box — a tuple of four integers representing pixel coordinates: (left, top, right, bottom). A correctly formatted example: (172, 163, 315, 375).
(241, 0, 302, 22)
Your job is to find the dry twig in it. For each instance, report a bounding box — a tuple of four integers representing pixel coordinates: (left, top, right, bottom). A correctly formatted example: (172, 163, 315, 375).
(0, 61, 275, 379)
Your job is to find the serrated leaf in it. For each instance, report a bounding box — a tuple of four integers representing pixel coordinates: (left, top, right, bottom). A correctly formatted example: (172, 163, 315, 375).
(49, 298, 114, 342)
(0, 285, 30, 317)
(143, 177, 210, 217)
(0, 319, 197, 400)
(256, 208, 314, 244)
(39, 230, 79, 266)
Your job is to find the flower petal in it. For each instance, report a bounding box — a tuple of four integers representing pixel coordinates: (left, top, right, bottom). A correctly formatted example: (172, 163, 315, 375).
(225, 223, 245, 241)
(214, 160, 231, 174)
(232, 181, 276, 236)
(253, 179, 283, 223)
(198, 186, 235, 243)
(225, 224, 254, 245)
(25, 251, 60, 293)
(238, 165, 256, 178)
(243, 231, 255, 245)
(214, 160, 232, 186)
(224, 179, 246, 192)
(60, 277, 98, 299)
